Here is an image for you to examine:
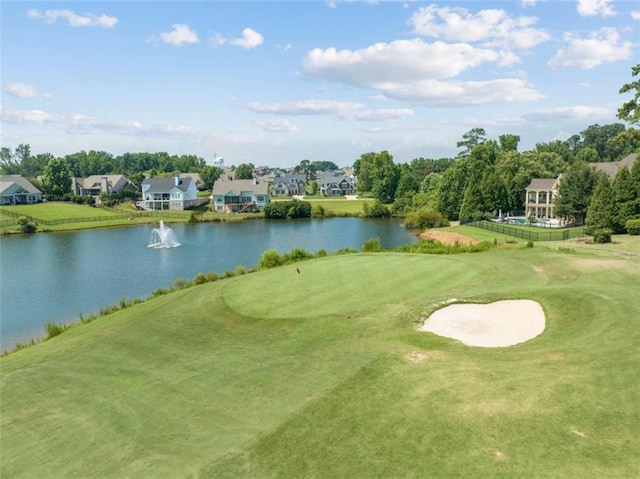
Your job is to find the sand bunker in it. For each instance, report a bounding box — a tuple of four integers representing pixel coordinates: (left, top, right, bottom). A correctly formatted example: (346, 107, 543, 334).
(419, 300, 545, 347)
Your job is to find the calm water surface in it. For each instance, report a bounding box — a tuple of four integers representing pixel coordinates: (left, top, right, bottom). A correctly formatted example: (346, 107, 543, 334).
(0, 218, 417, 351)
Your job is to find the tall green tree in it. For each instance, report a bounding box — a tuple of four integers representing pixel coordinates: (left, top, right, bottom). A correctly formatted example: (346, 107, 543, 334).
(435, 160, 468, 220)
(586, 174, 616, 233)
(456, 127, 486, 157)
(458, 182, 487, 222)
(618, 63, 640, 125)
(200, 165, 223, 190)
(371, 151, 399, 203)
(42, 158, 72, 198)
(234, 163, 254, 180)
(611, 166, 638, 233)
(0, 147, 20, 174)
(574, 147, 600, 163)
(553, 162, 598, 225)
(499, 134, 520, 152)
(580, 123, 626, 161)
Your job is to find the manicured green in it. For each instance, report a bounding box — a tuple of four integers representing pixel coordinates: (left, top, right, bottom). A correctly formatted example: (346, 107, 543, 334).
(1, 243, 639, 478)
(304, 197, 374, 216)
(1, 202, 122, 220)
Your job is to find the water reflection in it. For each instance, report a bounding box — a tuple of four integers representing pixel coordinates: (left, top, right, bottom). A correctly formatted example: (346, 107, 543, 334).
(0, 218, 417, 350)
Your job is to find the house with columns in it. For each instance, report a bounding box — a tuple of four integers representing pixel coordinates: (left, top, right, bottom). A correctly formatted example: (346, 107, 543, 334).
(524, 177, 562, 220)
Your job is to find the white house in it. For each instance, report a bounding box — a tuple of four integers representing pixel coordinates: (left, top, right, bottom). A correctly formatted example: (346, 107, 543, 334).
(0, 175, 43, 205)
(211, 178, 269, 213)
(524, 177, 562, 220)
(140, 176, 200, 210)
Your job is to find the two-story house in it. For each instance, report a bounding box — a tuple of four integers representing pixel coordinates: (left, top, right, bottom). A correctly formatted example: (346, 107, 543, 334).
(319, 171, 357, 197)
(140, 176, 200, 210)
(524, 177, 562, 220)
(73, 175, 137, 198)
(271, 174, 306, 197)
(211, 178, 269, 213)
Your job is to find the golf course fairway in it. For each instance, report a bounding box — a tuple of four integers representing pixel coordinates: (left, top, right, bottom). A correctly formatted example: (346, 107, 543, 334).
(1, 245, 639, 478)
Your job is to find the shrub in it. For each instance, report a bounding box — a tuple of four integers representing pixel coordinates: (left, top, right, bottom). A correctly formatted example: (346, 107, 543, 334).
(526, 240, 534, 248)
(193, 273, 207, 285)
(625, 218, 640, 235)
(259, 249, 286, 269)
(223, 270, 236, 278)
(316, 249, 327, 257)
(171, 278, 191, 290)
(17, 216, 37, 233)
(362, 237, 382, 252)
(362, 200, 391, 218)
(311, 204, 325, 218)
(592, 227, 612, 244)
(286, 247, 313, 262)
(206, 271, 219, 282)
(45, 322, 65, 339)
(264, 200, 311, 219)
(403, 208, 449, 229)
(235, 265, 246, 275)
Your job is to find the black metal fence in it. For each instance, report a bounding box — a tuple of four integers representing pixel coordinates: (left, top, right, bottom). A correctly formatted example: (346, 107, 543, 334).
(466, 220, 586, 241)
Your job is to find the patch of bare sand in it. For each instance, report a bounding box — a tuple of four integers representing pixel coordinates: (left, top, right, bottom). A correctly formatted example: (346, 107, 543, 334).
(419, 300, 545, 348)
(407, 351, 429, 363)
(420, 230, 481, 246)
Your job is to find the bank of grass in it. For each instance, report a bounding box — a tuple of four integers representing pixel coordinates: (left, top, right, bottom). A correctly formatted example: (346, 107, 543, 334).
(0, 202, 262, 234)
(272, 196, 374, 216)
(1, 242, 638, 478)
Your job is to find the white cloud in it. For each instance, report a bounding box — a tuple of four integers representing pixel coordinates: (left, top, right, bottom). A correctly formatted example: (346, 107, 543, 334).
(230, 28, 264, 49)
(631, 11, 640, 20)
(409, 5, 550, 49)
(302, 39, 541, 106)
(248, 99, 414, 121)
(248, 99, 364, 116)
(2, 109, 56, 123)
(1, 108, 203, 137)
(577, 0, 616, 17)
(376, 78, 543, 106)
(27, 8, 117, 28)
(4, 82, 50, 98)
(340, 108, 414, 121)
(303, 39, 507, 84)
(547, 28, 633, 69)
(521, 0, 538, 7)
(213, 28, 264, 49)
(522, 105, 613, 121)
(253, 119, 299, 132)
(158, 24, 199, 46)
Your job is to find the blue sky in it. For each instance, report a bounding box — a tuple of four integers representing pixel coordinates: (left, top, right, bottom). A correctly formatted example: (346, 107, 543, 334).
(2, 0, 638, 168)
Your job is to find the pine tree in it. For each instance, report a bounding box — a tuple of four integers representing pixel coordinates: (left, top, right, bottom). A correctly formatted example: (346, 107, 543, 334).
(586, 174, 616, 234)
(612, 166, 636, 232)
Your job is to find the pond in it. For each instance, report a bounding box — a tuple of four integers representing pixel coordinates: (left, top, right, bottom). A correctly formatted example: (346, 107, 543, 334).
(0, 218, 418, 351)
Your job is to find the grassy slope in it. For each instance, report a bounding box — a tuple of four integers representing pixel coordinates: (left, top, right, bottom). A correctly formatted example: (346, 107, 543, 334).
(1, 247, 639, 478)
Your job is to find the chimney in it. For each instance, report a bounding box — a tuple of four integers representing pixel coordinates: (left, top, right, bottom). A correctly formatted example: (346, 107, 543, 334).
(175, 176, 181, 186)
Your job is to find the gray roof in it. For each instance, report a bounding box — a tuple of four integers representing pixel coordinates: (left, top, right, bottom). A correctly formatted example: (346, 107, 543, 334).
(526, 178, 559, 190)
(142, 177, 192, 193)
(212, 179, 268, 196)
(591, 153, 637, 179)
(0, 175, 42, 195)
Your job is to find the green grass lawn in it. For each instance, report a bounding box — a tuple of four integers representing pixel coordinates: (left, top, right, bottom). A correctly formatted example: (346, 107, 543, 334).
(0, 202, 122, 220)
(304, 197, 373, 216)
(1, 243, 638, 478)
